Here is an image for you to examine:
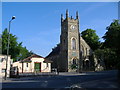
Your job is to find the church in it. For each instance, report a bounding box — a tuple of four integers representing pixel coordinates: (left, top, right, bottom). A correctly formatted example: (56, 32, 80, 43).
(46, 10, 96, 72)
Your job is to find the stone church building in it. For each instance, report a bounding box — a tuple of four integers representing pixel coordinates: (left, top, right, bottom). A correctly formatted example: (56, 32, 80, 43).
(46, 10, 101, 72)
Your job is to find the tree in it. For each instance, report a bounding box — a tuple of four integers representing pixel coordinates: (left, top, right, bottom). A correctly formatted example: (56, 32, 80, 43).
(103, 20, 120, 69)
(94, 48, 117, 69)
(81, 29, 100, 51)
(2, 28, 34, 62)
(103, 20, 120, 53)
(2, 28, 21, 61)
(17, 45, 34, 61)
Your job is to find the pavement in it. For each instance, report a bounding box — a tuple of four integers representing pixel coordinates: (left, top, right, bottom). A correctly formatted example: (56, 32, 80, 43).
(1, 70, 120, 88)
(1, 71, 91, 82)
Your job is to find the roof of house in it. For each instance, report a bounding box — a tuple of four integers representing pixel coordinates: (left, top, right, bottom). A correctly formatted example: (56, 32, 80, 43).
(21, 54, 44, 62)
(21, 54, 52, 63)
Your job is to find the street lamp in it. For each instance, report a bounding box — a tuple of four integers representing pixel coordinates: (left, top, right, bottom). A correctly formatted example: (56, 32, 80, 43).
(5, 16, 16, 80)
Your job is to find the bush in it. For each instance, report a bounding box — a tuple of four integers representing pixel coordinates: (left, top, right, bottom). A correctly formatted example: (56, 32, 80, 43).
(70, 64, 78, 70)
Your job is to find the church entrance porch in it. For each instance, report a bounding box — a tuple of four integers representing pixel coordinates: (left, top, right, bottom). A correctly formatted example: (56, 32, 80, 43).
(68, 58, 79, 72)
(83, 58, 90, 71)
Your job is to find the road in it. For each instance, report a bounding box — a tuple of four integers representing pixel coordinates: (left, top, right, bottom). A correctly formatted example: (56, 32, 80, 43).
(1, 70, 119, 89)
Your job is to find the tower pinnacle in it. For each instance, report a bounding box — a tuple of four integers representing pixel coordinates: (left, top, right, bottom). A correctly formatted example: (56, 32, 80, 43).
(66, 9, 69, 18)
(76, 11, 79, 19)
(61, 14, 64, 22)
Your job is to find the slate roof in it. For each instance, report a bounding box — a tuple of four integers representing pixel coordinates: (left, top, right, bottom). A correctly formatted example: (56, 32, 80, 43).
(20, 54, 52, 63)
(45, 44, 60, 58)
(44, 59, 53, 63)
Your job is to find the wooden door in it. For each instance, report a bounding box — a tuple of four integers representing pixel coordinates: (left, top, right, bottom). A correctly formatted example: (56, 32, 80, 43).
(34, 63, 41, 72)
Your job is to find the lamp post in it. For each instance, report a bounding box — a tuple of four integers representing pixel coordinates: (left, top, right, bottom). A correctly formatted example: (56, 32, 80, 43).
(5, 16, 16, 80)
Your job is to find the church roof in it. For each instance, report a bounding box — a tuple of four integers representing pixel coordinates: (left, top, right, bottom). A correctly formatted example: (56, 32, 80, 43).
(45, 44, 60, 58)
(43, 59, 53, 63)
(80, 36, 91, 49)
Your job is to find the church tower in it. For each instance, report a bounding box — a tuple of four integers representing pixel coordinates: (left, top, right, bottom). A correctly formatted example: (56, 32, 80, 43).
(59, 10, 80, 72)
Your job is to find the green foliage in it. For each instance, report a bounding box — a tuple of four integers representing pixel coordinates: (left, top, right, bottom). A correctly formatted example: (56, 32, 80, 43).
(2, 28, 33, 62)
(95, 48, 117, 69)
(17, 46, 34, 61)
(117, 62, 120, 70)
(103, 20, 120, 51)
(70, 64, 78, 70)
(81, 29, 100, 51)
(2, 28, 20, 61)
(102, 20, 120, 69)
(81, 20, 120, 70)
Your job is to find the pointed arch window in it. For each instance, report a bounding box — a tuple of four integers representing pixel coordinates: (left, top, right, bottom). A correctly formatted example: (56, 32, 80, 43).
(81, 45, 84, 55)
(71, 38, 76, 50)
(73, 59, 77, 65)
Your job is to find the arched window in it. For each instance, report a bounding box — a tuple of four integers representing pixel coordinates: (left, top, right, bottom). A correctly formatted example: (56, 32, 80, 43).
(71, 38, 76, 50)
(63, 39, 65, 44)
(73, 59, 77, 65)
(81, 45, 84, 54)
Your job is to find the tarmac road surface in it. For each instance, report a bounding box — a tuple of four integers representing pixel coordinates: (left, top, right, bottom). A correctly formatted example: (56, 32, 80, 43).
(1, 70, 119, 89)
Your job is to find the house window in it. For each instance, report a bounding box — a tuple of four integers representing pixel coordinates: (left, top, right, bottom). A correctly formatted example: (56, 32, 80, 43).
(2, 69, 6, 73)
(0, 58, 4, 62)
(71, 38, 76, 50)
(26, 63, 28, 67)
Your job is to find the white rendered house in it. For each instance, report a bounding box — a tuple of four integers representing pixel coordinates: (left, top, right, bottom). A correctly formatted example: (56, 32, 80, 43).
(12, 54, 52, 73)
